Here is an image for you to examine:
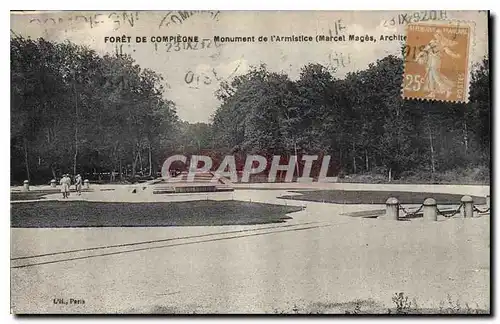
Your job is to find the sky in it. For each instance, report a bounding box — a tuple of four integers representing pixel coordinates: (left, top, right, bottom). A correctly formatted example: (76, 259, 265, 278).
(11, 10, 489, 123)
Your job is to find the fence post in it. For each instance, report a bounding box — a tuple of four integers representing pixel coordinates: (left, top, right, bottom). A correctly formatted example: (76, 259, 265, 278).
(384, 197, 399, 220)
(50, 179, 56, 188)
(423, 198, 437, 221)
(22, 180, 29, 192)
(84, 179, 90, 189)
(461, 195, 474, 218)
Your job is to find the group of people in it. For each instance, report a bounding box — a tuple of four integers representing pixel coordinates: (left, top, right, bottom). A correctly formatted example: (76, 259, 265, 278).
(59, 174, 83, 199)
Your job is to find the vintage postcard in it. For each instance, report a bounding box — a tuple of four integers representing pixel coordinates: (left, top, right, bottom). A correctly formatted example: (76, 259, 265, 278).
(10, 10, 490, 314)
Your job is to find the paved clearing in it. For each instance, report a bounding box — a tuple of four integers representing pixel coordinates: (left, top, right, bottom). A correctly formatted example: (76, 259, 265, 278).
(10, 183, 490, 314)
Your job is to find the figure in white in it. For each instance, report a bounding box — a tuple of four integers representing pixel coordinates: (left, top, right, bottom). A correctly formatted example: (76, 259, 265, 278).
(60, 174, 71, 199)
(415, 29, 461, 99)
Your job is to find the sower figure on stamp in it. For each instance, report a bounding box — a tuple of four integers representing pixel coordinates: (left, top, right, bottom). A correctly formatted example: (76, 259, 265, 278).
(75, 174, 82, 195)
(415, 29, 461, 99)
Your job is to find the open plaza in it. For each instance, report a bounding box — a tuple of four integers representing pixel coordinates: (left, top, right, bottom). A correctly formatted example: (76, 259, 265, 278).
(10, 181, 490, 314)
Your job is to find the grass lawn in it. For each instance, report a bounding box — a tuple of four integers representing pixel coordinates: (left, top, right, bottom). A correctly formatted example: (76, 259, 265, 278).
(279, 190, 486, 205)
(10, 191, 54, 201)
(10, 200, 301, 228)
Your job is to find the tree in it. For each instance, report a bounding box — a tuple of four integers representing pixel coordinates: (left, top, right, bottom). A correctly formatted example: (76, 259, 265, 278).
(10, 36, 179, 184)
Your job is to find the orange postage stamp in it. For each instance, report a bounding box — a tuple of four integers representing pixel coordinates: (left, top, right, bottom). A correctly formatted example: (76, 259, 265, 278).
(402, 21, 473, 103)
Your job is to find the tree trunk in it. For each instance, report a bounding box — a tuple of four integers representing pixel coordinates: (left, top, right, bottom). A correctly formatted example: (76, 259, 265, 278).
(388, 168, 392, 182)
(119, 159, 123, 180)
(293, 139, 299, 178)
(463, 120, 469, 154)
(51, 164, 57, 180)
(131, 151, 139, 177)
(365, 149, 369, 171)
(429, 126, 436, 173)
(73, 83, 78, 176)
(352, 142, 356, 174)
(148, 144, 152, 177)
(339, 149, 343, 173)
(23, 137, 30, 182)
(138, 150, 143, 175)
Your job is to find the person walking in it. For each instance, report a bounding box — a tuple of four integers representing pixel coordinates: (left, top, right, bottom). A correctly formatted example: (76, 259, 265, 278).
(60, 174, 70, 199)
(67, 174, 72, 197)
(75, 174, 82, 195)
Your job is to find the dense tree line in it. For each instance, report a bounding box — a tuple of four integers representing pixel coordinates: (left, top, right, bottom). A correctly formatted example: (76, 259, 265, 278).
(11, 36, 490, 184)
(11, 37, 179, 184)
(211, 56, 490, 181)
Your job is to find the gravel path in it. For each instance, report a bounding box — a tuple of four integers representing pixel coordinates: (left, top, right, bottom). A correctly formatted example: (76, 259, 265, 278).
(10, 184, 490, 314)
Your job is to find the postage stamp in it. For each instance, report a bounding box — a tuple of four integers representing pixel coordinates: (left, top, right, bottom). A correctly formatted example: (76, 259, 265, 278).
(402, 21, 474, 103)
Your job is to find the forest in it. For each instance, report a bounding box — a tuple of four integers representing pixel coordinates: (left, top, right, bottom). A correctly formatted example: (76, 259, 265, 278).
(11, 36, 490, 184)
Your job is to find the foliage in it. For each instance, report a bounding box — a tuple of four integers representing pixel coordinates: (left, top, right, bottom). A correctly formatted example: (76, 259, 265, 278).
(11, 36, 178, 184)
(211, 56, 490, 180)
(11, 35, 490, 184)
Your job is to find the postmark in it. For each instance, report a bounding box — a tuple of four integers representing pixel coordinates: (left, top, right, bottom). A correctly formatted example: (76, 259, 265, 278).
(402, 21, 474, 102)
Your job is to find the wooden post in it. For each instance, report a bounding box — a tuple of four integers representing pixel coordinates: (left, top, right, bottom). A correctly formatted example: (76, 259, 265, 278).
(22, 180, 29, 192)
(423, 198, 437, 221)
(461, 195, 474, 218)
(384, 197, 399, 220)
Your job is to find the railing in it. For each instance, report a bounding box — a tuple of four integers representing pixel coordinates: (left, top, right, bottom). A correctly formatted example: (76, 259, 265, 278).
(382, 195, 490, 221)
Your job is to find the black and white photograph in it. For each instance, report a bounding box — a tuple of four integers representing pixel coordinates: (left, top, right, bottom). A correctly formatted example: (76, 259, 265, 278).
(9, 10, 490, 314)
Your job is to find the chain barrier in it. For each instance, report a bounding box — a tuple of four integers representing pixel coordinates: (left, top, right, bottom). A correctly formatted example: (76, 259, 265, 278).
(399, 203, 463, 219)
(396, 198, 489, 220)
(436, 202, 463, 218)
(398, 204, 424, 218)
(473, 205, 490, 214)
